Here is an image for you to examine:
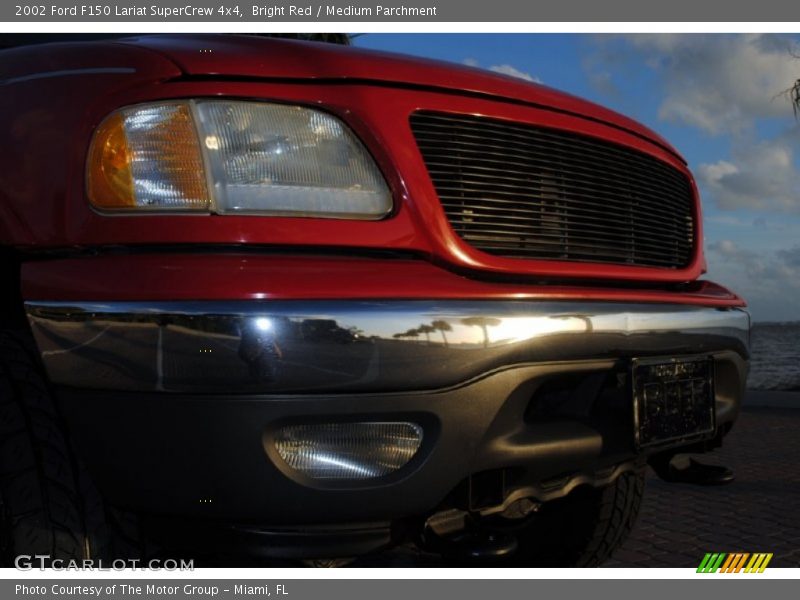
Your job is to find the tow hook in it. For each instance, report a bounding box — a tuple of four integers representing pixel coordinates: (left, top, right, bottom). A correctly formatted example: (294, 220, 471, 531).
(421, 497, 540, 560)
(438, 530, 518, 561)
(649, 453, 735, 486)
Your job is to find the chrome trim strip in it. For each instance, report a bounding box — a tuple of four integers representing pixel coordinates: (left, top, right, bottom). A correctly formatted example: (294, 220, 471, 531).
(25, 301, 750, 393)
(1, 68, 136, 86)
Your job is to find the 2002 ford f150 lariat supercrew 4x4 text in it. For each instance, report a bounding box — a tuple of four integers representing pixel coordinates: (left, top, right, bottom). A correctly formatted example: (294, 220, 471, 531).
(0, 34, 749, 566)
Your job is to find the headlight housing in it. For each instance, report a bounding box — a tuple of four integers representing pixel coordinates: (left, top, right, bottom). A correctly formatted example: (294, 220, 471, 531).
(87, 100, 393, 219)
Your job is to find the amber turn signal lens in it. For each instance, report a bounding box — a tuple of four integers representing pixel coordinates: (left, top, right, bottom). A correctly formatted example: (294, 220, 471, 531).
(87, 102, 209, 211)
(87, 112, 135, 208)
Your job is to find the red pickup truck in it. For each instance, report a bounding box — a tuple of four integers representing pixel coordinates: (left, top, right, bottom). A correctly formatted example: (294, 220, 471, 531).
(0, 34, 749, 567)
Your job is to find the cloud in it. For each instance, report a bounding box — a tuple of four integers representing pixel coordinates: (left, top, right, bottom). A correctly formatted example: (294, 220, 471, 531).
(705, 239, 800, 320)
(708, 239, 800, 290)
(697, 138, 800, 212)
(488, 64, 540, 82)
(611, 34, 799, 135)
(709, 239, 759, 265)
(777, 244, 800, 267)
(705, 214, 750, 227)
(586, 70, 620, 99)
(463, 58, 541, 82)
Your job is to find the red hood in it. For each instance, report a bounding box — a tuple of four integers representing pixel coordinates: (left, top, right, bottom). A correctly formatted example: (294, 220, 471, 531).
(119, 34, 683, 161)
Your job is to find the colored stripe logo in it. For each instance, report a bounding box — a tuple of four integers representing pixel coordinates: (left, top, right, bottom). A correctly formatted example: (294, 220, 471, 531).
(697, 553, 773, 573)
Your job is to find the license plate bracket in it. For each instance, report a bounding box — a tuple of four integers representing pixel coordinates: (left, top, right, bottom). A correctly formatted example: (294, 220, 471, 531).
(632, 356, 715, 449)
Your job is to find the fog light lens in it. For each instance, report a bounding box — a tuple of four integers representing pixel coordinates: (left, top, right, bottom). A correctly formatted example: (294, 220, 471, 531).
(274, 422, 423, 480)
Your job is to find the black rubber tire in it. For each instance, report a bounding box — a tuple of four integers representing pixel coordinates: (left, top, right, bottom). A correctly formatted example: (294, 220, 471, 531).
(0, 329, 143, 564)
(508, 469, 645, 567)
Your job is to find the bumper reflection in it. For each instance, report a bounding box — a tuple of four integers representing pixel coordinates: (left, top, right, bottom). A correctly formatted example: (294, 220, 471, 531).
(238, 317, 282, 382)
(24, 301, 750, 394)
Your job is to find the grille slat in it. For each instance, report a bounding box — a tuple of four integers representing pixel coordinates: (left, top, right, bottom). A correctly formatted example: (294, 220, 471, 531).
(418, 150, 692, 212)
(412, 116, 694, 185)
(433, 179, 691, 224)
(455, 226, 678, 254)
(410, 112, 695, 269)
(412, 123, 693, 193)
(457, 230, 676, 258)
(413, 134, 693, 200)
(443, 211, 687, 246)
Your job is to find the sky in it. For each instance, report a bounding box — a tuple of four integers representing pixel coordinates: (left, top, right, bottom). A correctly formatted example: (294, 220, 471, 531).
(354, 34, 800, 323)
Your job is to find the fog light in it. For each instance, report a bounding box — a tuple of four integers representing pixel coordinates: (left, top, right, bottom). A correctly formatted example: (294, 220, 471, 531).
(274, 422, 423, 480)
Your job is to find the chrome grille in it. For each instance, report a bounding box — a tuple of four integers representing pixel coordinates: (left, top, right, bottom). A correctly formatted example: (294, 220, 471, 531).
(410, 111, 695, 269)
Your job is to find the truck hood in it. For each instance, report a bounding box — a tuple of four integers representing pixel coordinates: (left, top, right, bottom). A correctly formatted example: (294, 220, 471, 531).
(119, 34, 682, 161)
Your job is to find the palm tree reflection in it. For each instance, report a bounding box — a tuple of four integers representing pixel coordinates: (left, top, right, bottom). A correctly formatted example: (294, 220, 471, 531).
(461, 316, 502, 348)
(431, 320, 452, 347)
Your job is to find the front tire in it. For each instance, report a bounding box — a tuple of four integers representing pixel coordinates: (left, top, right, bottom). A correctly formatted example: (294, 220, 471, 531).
(510, 469, 645, 567)
(0, 329, 144, 564)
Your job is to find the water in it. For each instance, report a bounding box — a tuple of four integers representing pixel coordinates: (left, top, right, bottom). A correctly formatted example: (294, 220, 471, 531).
(748, 323, 800, 391)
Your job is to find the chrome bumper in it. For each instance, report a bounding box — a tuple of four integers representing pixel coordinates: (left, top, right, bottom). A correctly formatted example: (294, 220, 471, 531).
(25, 300, 750, 394)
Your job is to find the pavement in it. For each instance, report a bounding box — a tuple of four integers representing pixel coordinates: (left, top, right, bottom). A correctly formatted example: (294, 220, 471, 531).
(743, 390, 800, 409)
(351, 392, 800, 568)
(605, 402, 800, 568)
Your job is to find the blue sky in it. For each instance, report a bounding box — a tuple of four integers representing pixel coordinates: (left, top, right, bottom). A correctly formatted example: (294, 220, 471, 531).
(355, 34, 800, 322)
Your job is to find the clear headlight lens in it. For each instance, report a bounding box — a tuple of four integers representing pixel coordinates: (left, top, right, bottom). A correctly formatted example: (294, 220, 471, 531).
(87, 100, 392, 219)
(196, 102, 391, 218)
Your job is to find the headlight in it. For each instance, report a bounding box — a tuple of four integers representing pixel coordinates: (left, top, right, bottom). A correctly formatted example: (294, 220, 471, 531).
(87, 100, 393, 219)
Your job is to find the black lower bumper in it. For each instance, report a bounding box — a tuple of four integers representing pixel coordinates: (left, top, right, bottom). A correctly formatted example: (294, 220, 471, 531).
(32, 300, 749, 557)
(57, 351, 746, 532)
